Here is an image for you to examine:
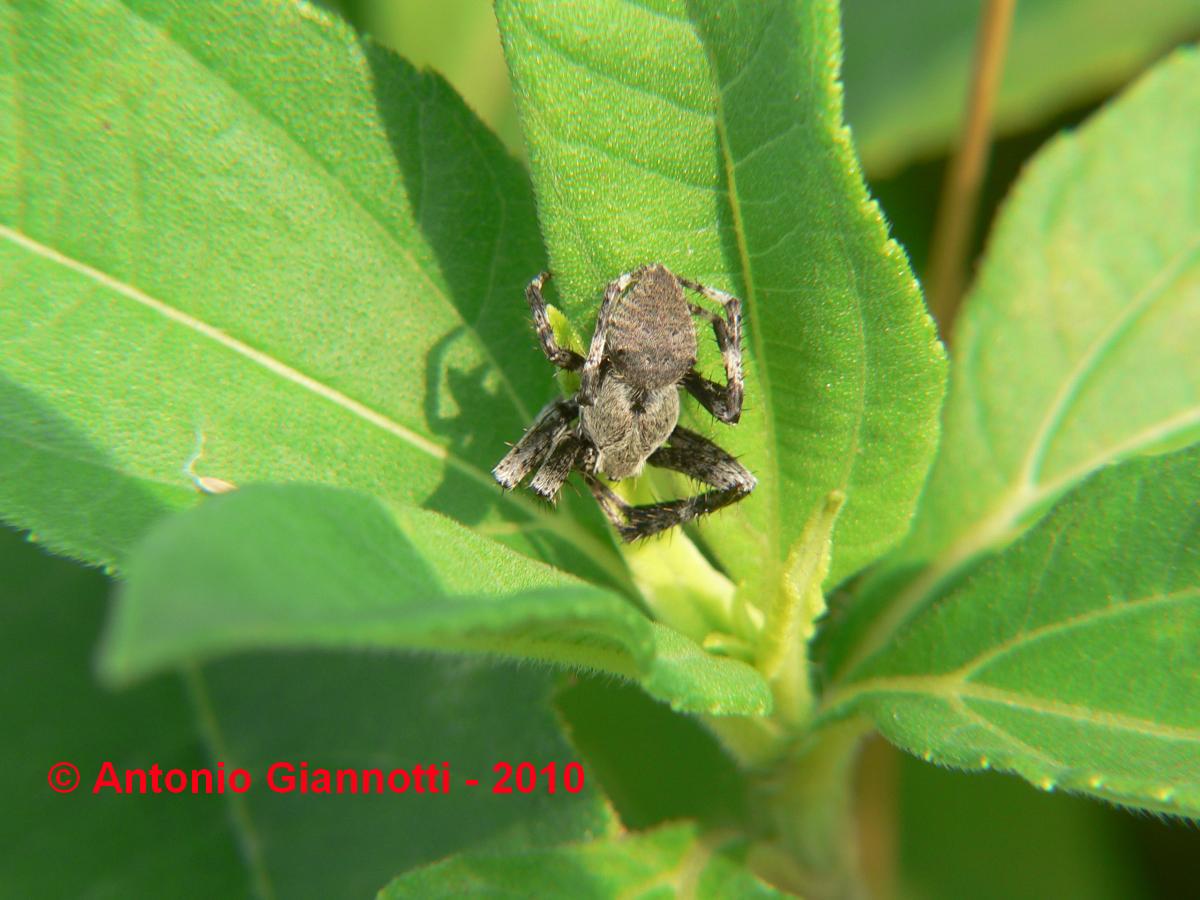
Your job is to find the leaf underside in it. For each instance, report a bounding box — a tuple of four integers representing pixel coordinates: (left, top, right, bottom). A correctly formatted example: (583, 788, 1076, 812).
(828, 47, 1200, 684)
(827, 443, 1200, 816)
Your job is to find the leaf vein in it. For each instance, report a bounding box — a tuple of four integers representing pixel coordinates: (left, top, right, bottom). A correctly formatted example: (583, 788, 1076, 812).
(960, 588, 1200, 682)
(1018, 235, 1200, 489)
(114, 0, 529, 419)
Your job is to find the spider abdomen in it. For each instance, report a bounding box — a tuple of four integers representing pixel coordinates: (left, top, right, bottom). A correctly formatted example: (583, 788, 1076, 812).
(495, 265, 753, 541)
(606, 264, 696, 390)
(579, 378, 679, 480)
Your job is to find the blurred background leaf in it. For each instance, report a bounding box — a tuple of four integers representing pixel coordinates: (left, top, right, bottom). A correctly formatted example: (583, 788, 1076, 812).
(856, 739, 1151, 900)
(840, 0, 1200, 176)
(0, 524, 614, 898)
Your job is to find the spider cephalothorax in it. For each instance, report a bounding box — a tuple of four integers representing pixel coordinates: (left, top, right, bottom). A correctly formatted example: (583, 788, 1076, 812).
(493, 263, 755, 541)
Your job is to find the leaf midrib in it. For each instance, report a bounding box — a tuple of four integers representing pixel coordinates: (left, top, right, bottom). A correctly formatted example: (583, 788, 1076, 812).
(2, 224, 628, 582)
(822, 585, 1200, 745)
(701, 12, 784, 564)
(823, 674, 1200, 746)
(838, 233, 1200, 680)
(184, 666, 275, 900)
(114, 0, 532, 421)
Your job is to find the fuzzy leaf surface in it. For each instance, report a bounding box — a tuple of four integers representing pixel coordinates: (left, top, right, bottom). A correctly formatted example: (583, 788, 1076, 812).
(0, 0, 625, 587)
(830, 48, 1200, 680)
(495, 0, 945, 591)
(823, 444, 1200, 815)
(101, 484, 771, 715)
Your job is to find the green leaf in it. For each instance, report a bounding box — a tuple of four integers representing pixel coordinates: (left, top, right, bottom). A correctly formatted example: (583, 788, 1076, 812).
(101, 483, 771, 716)
(0, 0, 625, 587)
(0, 526, 246, 898)
(821, 444, 1200, 814)
(495, 0, 945, 590)
(644, 622, 771, 716)
(378, 823, 784, 899)
(0, 524, 615, 898)
(843, 0, 1200, 174)
(829, 48, 1200, 681)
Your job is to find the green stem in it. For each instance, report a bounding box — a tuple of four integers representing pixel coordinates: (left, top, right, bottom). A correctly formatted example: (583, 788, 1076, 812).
(752, 716, 875, 900)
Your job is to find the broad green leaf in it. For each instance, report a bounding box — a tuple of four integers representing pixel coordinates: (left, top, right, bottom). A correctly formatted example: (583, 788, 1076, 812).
(829, 48, 1200, 681)
(379, 823, 784, 899)
(495, 0, 945, 591)
(0, 0, 626, 588)
(1, 525, 614, 898)
(843, 0, 1200, 174)
(821, 444, 1200, 814)
(101, 483, 772, 715)
(0, 526, 246, 898)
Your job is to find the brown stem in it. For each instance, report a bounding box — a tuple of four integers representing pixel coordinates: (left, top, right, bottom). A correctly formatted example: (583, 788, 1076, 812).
(925, 0, 1017, 341)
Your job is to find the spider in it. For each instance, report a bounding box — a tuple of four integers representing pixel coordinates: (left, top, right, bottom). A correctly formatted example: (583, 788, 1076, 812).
(492, 263, 756, 541)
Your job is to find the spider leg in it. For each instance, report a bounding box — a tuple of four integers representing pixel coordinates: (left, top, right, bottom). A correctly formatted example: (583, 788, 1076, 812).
(586, 426, 756, 541)
(679, 278, 744, 424)
(526, 271, 585, 371)
(529, 432, 589, 502)
(492, 396, 579, 490)
(579, 270, 635, 406)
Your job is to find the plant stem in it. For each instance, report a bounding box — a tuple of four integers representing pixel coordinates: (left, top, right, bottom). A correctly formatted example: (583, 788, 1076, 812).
(750, 716, 875, 900)
(925, 0, 1017, 340)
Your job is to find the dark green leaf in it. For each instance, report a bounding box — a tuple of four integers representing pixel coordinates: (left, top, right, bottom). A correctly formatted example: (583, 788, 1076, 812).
(0, 526, 246, 898)
(197, 651, 614, 899)
(0, 524, 616, 898)
(556, 677, 749, 829)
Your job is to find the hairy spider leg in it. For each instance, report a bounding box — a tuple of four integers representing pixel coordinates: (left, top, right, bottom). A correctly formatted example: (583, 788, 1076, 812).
(582, 425, 755, 541)
(579, 270, 636, 406)
(529, 432, 587, 502)
(492, 396, 579, 490)
(526, 271, 585, 371)
(679, 278, 744, 424)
